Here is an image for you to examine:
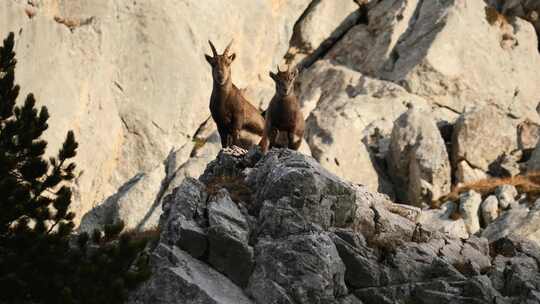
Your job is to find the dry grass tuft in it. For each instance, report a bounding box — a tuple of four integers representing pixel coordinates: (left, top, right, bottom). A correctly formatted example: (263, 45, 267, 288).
(123, 226, 161, 242)
(434, 172, 540, 207)
(205, 175, 253, 204)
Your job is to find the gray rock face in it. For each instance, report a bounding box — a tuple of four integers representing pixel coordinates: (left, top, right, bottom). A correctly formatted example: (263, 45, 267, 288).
(247, 149, 358, 229)
(459, 190, 482, 235)
(387, 106, 451, 206)
(418, 201, 469, 239)
(247, 233, 348, 304)
(79, 165, 165, 232)
(128, 244, 254, 304)
(207, 190, 253, 287)
(481, 195, 500, 226)
(290, 0, 360, 56)
(452, 107, 518, 175)
(129, 148, 540, 304)
(496, 185, 518, 209)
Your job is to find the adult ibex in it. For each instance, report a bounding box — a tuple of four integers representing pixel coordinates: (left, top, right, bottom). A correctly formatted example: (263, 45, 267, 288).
(259, 65, 304, 153)
(205, 40, 265, 149)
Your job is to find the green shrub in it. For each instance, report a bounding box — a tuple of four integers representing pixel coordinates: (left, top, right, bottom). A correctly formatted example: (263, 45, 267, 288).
(0, 32, 150, 304)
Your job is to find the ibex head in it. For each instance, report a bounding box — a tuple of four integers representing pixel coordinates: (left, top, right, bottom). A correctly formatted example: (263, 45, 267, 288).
(269, 65, 299, 96)
(205, 39, 236, 86)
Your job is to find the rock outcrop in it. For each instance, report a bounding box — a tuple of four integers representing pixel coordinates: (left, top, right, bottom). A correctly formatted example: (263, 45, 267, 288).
(387, 105, 451, 206)
(129, 149, 540, 304)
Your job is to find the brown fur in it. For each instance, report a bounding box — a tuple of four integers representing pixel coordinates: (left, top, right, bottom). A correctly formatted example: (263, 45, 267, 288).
(485, 6, 509, 28)
(259, 66, 304, 153)
(205, 40, 265, 149)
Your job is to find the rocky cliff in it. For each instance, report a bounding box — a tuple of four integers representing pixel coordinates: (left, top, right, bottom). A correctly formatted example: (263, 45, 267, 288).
(4, 0, 540, 302)
(128, 148, 540, 304)
(4, 0, 540, 232)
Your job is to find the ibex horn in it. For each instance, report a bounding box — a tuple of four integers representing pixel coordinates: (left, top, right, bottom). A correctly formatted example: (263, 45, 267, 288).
(277, 65, 283, 73)
(224, 39, 234, 56)
(208, 40, 218, 57)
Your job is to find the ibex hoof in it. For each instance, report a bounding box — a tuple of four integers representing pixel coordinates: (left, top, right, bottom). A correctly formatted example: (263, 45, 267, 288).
(222, 145, 248, 157)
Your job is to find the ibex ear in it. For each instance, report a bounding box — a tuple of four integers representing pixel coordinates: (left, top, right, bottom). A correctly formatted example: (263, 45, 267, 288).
(228, 53, 236, 62)
(205, 54, 215, 66)
(269, 71, 278, 81)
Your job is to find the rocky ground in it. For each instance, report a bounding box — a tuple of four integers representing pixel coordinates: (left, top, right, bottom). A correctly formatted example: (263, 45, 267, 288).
(128, 148, 540, 304)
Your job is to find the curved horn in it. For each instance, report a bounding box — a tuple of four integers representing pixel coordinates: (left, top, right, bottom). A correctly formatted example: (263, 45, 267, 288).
(224, 39, 234, 56)
(208, 40, 218, 57)
(277, 64, 283, 73)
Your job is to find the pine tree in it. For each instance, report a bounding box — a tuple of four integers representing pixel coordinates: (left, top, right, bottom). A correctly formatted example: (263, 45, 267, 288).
(0, 32, 151, 304)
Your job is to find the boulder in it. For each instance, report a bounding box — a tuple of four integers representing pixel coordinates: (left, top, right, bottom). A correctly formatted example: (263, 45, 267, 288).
(128, 244, 254, 304)
(207, 190, 254, 287)
(387, 105, 451, 206)
(289, 0, 360, 60)
(418, 201, 469, 239)
(495, 184, 518, 209)
(518, 120, 540, 151)
(328, 0, 540, 121)
(482, 204, 531, 243)
(332, 233, 382, 289)
(247, 233, 348, 304)
(455, 160, 489, 184)
(452, 106, 518, 175)
(459, 190, 482, 235)
(247, 149, 358, 229)
(159, 178, 209, 256)
(481, 195, 500, 226)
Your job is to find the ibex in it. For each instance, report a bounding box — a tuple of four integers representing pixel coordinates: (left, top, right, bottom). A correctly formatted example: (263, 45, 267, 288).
(259, 65, 304, 153)
(205, 40, 265, 149)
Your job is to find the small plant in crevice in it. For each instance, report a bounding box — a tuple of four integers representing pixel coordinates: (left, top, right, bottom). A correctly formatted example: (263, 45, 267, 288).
(435, 171, 540, 208)
(205, 175, 253, 205)
(0, 32, 150, 304)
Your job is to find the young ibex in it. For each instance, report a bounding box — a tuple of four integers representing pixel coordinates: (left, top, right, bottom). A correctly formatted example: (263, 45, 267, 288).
(259, 65, 304, 153)
(205, 40, 265, 149)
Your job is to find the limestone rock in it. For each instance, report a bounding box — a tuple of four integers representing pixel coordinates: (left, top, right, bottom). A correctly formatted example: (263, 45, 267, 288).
(159, 177, 208, 248)
(459, 190, 482, 235)
(292, 0, 359, 53)
(128, 244, 254, 304)
(289, 0, 360, 63)
(0, 0, 312, 224)
(132, 148, 540, 303)
(328, 0, 540, 121)
(481, 195, 499, 226)
(299, 60, 433, 195)
(418, 201, 469, 239)
(387, 106, 451, 206)
(482, 204, 530, 243)
(247, 233, 348, 304)
(207, 190, 254, 287)
(452, 106, 518, 173)
(518, 120, 540, 151)
(247, 149, 358, 229)
(495, 184, 518, 209)
(455, 160, 489, 184)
